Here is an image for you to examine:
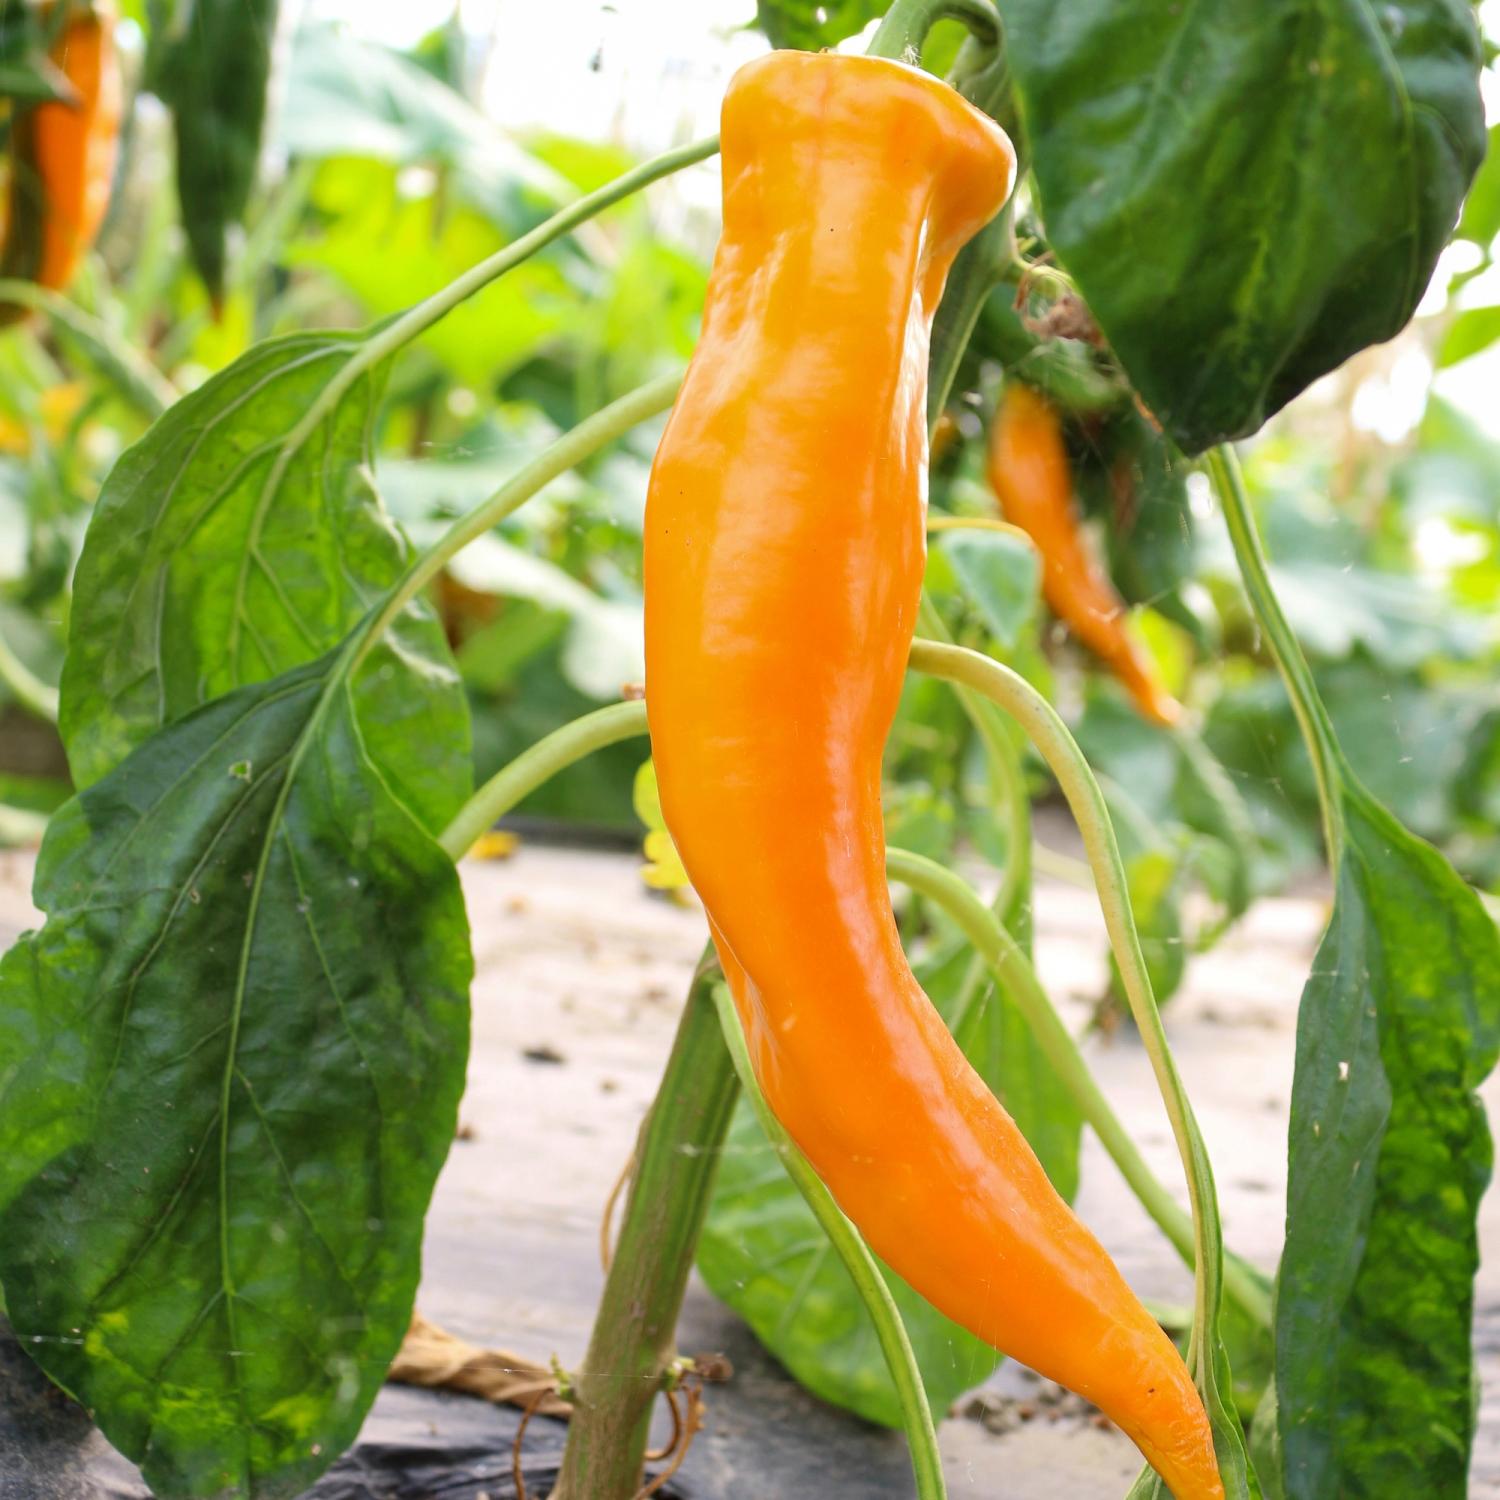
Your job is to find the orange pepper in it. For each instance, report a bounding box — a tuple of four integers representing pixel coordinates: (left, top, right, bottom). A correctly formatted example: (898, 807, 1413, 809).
(644, 50, 1221, 1500)
(1, 2, 122, 304)
(988, 380, 1182, 726)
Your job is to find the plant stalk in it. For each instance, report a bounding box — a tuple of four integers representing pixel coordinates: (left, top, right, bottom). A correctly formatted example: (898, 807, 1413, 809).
(915, 594, 1031, 937)
(551, 955, 740, 1500)
(360, 374, 682, 676)
(1207, 446, 1345, 863)
(282, 139, 717, 460)
(868, 0, 1000, 60)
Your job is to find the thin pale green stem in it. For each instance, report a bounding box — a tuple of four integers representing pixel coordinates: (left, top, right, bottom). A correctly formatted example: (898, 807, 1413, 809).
(0, 627, 58, 723)
(868, 0, 1000, 59)
(916, 594, 1030, 932)
(440, 701, 648, 860)
(281, 140, 717, 461)
(887, 846, 1271, 1331)
(909, 637, 1232, 1374)
(708, 983, 946, 1500)
(358, 373, 682, 678)
(1207, 446, 1345, 863)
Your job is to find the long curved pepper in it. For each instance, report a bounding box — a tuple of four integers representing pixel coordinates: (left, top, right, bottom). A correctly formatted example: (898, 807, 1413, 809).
(644, 50, 1222, 1500)
(988, 381, 1183, 727)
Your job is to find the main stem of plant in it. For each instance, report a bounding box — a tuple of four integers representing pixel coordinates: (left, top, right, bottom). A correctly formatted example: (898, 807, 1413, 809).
(549, 957, 739, 1500)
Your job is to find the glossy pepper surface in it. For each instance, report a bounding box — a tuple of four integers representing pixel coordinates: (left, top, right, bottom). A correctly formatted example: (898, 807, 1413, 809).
(644, 49, 1222, 1500)
(988, 380, 1181, 726)
(1, 2, 121, 304)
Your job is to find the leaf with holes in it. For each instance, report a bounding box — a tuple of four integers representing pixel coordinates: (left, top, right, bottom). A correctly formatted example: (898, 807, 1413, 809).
(0, 635, 472, 1499)
(1276, 784, 1500, 1498)
(998, 0, 1486, 451)
(58, 328, 469, 834)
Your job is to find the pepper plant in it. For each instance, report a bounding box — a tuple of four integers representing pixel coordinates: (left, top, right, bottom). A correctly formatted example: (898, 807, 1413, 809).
(0, 0, 1497, 1497)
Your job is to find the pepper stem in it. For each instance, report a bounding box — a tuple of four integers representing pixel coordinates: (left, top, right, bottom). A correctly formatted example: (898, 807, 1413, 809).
(550, 955, 740, 1500)
(867, 0, 1001, 62)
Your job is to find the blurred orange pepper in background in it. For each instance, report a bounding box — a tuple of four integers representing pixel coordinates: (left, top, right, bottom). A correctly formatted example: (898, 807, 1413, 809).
(989, 380, 1182, 727)
(1, 1, 122, 316)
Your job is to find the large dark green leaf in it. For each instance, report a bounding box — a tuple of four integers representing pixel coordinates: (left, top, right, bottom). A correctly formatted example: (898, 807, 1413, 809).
(697, 943, 1081, 1426)
(999, 0, 1486, 451)
(1276, 784, 1500, 1497)
(58, 329, 470, 834)
(150, 0, 281, 304)
(0, 639, 473, 1498)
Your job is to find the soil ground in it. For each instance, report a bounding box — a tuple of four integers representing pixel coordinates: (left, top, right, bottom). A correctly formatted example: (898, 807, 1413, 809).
(1, 832, 1497, 1497)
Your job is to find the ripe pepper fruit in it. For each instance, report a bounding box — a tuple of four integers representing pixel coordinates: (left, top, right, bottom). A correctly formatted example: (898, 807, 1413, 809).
(0, 1, 122, 318)
(644, 49, 1222, 1500)
(988, 380, 1182, 726)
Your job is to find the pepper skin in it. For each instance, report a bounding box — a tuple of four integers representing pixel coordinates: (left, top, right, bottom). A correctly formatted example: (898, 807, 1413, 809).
(644, 51, 1222, 1500)
(0, 2, 122, 310)
(988, 381, 1182, 726)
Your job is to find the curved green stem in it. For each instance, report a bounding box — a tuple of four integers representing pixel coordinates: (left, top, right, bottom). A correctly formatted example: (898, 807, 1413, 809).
(0, 627, 58, 723)
(1207, 446, 1344, 863)
(440, 700, 648, 860)
(359, 373, 682, 677)
(0, 279, 176, 418)
(282, 139, 717, 460)
(926, 514, 1033, 548)
(707, 982, 947, 1500)
(908, 636, 1233, 1375)
(887, 845, 1271, 1331)
(868, 0, 1000, 59)
(915, 594, 1030, 933)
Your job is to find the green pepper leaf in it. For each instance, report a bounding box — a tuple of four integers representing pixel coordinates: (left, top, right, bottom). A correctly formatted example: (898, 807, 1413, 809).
(58, 329, 471, 836)
(998, 0, 1486, 451)
(0, 644, 472, 1499)
(1276, 784, 1500, 1497)
(1437, 304, 1500, 367)
(1209, 446, 1500, 1496)
(938, 526, 1041, 652)
(150, 0, 281, 304)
